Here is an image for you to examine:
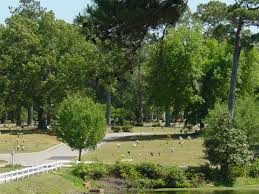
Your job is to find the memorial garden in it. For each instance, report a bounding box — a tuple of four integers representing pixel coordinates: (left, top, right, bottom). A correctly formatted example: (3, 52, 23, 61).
(0, 0, 258, 193)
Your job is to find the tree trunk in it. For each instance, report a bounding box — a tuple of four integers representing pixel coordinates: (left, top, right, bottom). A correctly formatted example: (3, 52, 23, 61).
(78, 148, 82, 161)
(136, 107, 143, 126)
(47, 111, 52, 126)
(156, 108, 159, 122)
(105, 90, 111, 126)
(1, 112, 7, 124)
(9, 111, 15, 123)
(16, 107, 22, 127)
(28, 105, 34, 126)
(38, 107, 47, 130)
(136, 59, 143, 126)
(228, 20, 243, 122)
(165, 107, 171, 127)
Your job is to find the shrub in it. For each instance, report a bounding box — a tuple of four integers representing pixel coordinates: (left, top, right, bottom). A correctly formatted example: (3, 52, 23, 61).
(198, 164, 221, 182)
(72, 163, 87, 179)
(122, 125, 134, 132)
(111, 125, 122, 133)
(72, 163, 108, 180)
(151, 122, 161, 127)
(204, 103, 253, 180)
(110, 162, 140, 179)
(185, 168, 206, 187)
(130, 178, 166, 189)
(234, 96, 259, 147)
(249, 159, 259, 178)
(164, 167, 189, 188)
(136, 163, 163, 179)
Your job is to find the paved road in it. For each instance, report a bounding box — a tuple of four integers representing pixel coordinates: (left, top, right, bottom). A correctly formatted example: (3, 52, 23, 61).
(0, 132, 152, 167)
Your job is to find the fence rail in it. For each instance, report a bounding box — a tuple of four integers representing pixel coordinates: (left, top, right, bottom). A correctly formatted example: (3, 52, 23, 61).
(0, 161, 65, 184)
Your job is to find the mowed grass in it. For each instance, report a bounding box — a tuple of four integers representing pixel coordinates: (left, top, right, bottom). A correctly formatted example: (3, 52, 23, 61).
(0, 133, 59, 153)
(0, 170, 85, 194)
(82, 133, 205, 166)
(133, 126, 183, 134)
(0, 166, 22, 173)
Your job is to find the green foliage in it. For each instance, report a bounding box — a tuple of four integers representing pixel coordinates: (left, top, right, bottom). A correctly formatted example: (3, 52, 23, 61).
(234, 96, 259, 147)
(148, 26, 205, 120)
(249, 159, 259, 178)
(130, 178, 166, 189)
(72, 163, 87, 179)
(55, 95, 106, 155)
(122, 125, 133, 133)
(110, 162, 140, 179)
(164, 167, 190, 188)
(77, 0, 187, 49)
(185, 170, 206, 187)
(204, 102, 253, 179)
(111, 125, 122, 133)
(136, 163, 163, 179)
(72, 163, 108, 180)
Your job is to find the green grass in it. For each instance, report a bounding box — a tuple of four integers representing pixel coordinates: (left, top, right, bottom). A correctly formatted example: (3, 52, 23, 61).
(0, 160, 7, 164)
(0, 169, 85, 194)
(0, 166, 22, 173)
(0, 133, 59, 153)
(132, 125, 183, 134)
(82, 132, 205, 166)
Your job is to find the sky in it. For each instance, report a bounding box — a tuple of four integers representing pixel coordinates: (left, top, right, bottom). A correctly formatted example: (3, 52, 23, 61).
(0, 0, 235, 24)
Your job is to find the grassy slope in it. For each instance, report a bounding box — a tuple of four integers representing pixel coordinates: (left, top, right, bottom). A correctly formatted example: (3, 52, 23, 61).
(83, 129, 205, 166)
(0, 170, 85, 194)
(0, 133, 59, 153)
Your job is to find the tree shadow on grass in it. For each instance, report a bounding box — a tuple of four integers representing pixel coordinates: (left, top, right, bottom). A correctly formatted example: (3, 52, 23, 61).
(104, 132, 202, 143)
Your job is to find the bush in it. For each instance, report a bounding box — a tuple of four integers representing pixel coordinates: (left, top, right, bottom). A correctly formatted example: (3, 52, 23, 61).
(204, 103, 253, 180)
(151, 122, 161, 127)
(72, 163, 108, 180)
(234, 96, 259, 146)
(198, 164, 221, 182)
(185, 168, 206, 187)
(110, 162, 140, 179)
(136, 163, 163, 179)
(130, 178, 166, 189)
(72, 163, 87, 179)
(249, 159, 259, 178)
(122, 125, 134, 132)
(164, 167, 189, 188)
(111, 125, 122, 133)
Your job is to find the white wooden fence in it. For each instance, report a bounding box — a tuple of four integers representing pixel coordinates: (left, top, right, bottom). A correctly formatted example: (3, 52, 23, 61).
(0, 161, 65, 184)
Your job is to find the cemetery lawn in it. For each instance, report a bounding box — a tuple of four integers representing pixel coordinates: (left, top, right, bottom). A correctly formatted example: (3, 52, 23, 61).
(0, 169, 85, 194)
(132, 125, 184, 134)
(82, 133, 205, 166)
(0, 133, 59, 153)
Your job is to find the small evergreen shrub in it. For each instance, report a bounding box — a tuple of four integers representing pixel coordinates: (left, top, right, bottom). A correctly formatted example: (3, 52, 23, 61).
(122, 125, 134, 132)
(111, 125, 122, 133)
